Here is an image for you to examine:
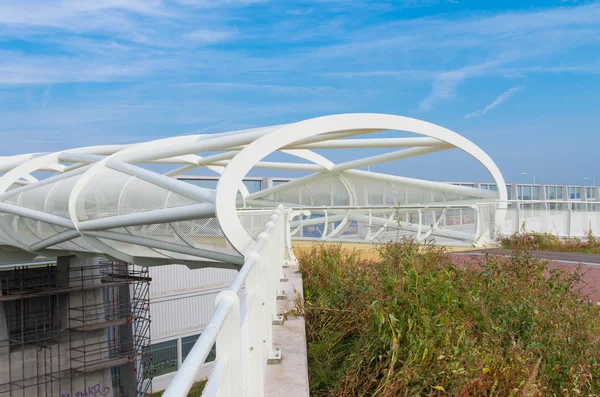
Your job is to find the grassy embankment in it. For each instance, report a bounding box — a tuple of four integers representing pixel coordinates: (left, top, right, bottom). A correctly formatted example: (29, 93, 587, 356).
(296, 241, 600, 396)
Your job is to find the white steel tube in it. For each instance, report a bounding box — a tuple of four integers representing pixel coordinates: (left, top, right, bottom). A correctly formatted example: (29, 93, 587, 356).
(29, 229, 82, 251)
(165, 151, 239, 177)
(77, 203, 216, 231)
(85, 230, 245, 265)
(0, 202, 74, 228)
(290, 137, 447, 149)
(345, 169, 498, 199)
(212, 160, 326, 172)
(161, 300, 233, 397)
(0, 165, 91, 201)
(330, 145, 451, 172)
(107, 159, 217, 203)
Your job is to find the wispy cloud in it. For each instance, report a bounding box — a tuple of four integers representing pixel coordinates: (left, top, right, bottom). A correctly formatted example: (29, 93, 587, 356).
(418, 61, 502, 111)
(0, 0, 598, 157)
(464, 86, 522, 119)
(185, 28, 236, 43)
(179, 81, 372, 95)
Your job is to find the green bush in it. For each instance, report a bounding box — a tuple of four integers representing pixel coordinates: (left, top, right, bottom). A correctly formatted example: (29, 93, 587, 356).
(499, 230, 600, 254)
(297, 241, 600, 396)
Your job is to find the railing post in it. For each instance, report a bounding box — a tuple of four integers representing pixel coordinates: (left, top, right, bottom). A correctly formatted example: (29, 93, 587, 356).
(417, 209, 422, 241)
(244, 251, 266, 396)
(321, 209, 328, 240)
(214, 290, 241, 397)
(473, 204, 482, 246)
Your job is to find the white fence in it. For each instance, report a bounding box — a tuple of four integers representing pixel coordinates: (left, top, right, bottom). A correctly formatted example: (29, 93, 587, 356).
(495, 200, 600, 238)
(162, 206, 288, 397)
(287, 201, 600, 247)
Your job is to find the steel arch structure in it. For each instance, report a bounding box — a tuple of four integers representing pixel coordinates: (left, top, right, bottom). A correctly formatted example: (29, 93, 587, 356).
(0, 113, 506, 266)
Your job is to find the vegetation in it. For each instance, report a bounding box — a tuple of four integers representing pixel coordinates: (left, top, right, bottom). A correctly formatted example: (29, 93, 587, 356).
(296, 241, 600, 396)
(499, 230, 600, 254)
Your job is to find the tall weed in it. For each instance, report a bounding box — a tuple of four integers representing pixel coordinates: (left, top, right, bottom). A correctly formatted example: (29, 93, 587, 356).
(499, 230, 600, 254)
(298, 241, 600, 396)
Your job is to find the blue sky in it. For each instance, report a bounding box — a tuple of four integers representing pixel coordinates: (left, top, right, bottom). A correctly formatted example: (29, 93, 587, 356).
(0, 0, 599, 184)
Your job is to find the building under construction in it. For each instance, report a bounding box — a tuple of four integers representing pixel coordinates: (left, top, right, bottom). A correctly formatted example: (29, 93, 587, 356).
(0, 257, 152, 397)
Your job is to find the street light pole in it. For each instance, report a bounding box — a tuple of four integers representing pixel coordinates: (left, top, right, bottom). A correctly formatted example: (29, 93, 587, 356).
(521, 172, 536, 184)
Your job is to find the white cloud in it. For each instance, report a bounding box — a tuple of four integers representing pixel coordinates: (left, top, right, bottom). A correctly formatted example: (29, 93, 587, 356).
(0, 50, 176, 85)
(464, 86, 522, 119)
(418, 61, 501, 111)
(185, 29, 236, 43)
(180, 81, 360, 94)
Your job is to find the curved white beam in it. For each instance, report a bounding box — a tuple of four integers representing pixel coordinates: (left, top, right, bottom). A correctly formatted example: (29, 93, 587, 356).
(0, 113, 506, 263)
(215, 113, 506, 253)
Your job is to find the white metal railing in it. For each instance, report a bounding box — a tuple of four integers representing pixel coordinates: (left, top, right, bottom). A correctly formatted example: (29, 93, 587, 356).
(495, 200, 600, 238)
(284, 201, 600, 247)
(162, 205, 287, 397)
(287, 204, 486, 246)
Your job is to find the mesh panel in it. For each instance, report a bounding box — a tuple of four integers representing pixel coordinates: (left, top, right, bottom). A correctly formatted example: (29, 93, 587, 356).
(46, 175, 81, 218)
(238, 211, 276, 240)
(102, 217, 241, 257)
(3, 193, 20, 206)
(83, 168, 133, 221)
(172, 218, 237, 255)
(18, 182, 55, 212)
(96, 237, 171, 259)
(0, 214, 38, 245)
(119, 177, 170, 214)
(304, 175, 350, 206)
(166, 192, 200, 208)
(274, 185, 312, 206)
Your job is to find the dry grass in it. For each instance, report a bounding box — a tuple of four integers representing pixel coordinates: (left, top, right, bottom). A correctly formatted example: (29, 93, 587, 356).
(499, 230, 600, 254)
(296, 241, 600, 396)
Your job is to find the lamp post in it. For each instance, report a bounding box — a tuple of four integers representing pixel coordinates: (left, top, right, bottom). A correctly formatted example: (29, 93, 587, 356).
(521, 172, 536, 184)
(584, 177, 596, 186)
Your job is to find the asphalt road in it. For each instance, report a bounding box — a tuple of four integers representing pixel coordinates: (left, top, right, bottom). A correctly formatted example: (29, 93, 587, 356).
(457, 249, 600, 301)
(467, 249, 600, 266)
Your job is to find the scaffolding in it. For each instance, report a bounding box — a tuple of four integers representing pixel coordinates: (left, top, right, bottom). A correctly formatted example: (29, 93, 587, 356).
(0, 259, 152, 397)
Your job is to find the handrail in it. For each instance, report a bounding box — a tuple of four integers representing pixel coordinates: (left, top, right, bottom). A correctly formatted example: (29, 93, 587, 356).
(162, 205, 286, 397)
(496, 199, 600, 204)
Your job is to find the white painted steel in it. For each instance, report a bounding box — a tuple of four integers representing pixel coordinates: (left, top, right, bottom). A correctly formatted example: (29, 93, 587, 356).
(0, 113, 510, 263)
(162, 207, 285, 397)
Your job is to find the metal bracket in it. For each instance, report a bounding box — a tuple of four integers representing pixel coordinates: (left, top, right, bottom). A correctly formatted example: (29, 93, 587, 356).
(280, 274, 288, 282)
(277, 290, 287, 300)
(267, 347, 282, 364)
(272, 315, 285, 325)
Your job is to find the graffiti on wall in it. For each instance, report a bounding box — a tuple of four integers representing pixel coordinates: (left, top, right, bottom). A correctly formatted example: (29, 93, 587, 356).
(61, 384, 111, 397)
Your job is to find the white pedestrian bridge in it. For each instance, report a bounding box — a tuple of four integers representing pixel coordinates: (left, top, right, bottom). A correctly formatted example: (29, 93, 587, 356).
(0, 113, 598, 396)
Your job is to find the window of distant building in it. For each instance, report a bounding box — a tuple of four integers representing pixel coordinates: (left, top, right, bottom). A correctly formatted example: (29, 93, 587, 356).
(586, 187, 597, 200)
(480, 183, 497, 191)
(516, 185, 540, 201)
(568, 186, 581, 199)
(272, 180, 290, 187)
(182, 334, 216, 362)
(545, 185, 563, 200)
(150, 334, 216, 378)
(151, 340, 178, 377)
(242, 180, 262, 194)
(183, 179, 218, 190)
